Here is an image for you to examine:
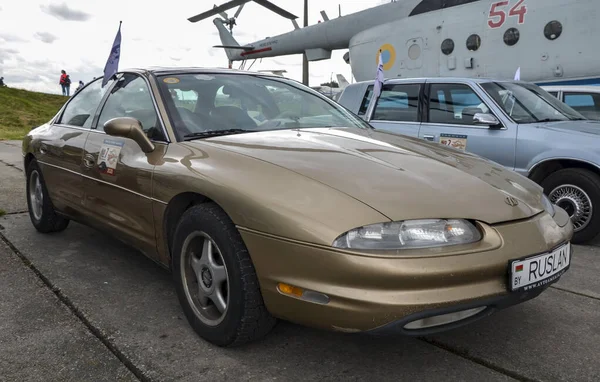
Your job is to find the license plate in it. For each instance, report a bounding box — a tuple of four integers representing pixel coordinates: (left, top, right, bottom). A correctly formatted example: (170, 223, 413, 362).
(509, 242, 571, 292)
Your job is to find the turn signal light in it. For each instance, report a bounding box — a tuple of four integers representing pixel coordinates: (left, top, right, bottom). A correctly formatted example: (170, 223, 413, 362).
(277, 283, 304, 297)
(276, 282, 330, 304)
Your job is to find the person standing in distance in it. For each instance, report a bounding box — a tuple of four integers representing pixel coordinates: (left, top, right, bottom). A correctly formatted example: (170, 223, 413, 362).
(59, 70, 71, 96)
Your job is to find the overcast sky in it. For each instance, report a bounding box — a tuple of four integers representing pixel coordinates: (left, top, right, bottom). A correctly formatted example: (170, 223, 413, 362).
(0, 0, 385, 94)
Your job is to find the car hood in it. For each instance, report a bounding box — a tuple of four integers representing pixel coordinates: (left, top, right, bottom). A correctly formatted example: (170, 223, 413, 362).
(530, 119, 600, 135)
(196, 127, 544, 224)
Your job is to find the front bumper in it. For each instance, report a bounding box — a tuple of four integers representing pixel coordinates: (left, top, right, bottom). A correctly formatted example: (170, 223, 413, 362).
(240, 208, 573, 334)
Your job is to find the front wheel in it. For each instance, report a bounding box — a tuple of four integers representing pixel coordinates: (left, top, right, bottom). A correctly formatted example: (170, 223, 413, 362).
(171, 203, 276, 347)
(541, 168, 600, 244)
(25, 160, 70, 233)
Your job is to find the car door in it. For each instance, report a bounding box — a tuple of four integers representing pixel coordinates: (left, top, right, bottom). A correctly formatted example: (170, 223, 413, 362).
(81, 72, 169, 261)
(418, 82, 517, 169)
(35, 77, 115, 217)
(365, 82, 423, 138)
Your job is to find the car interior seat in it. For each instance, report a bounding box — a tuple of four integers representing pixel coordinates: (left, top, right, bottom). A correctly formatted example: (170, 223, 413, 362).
(210, 106, 258, 129)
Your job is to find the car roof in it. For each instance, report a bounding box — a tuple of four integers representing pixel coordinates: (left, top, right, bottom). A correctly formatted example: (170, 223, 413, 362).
(119, 66, 282, 79)
(346, 76, 524, 87)
(541, 85, 600, 92)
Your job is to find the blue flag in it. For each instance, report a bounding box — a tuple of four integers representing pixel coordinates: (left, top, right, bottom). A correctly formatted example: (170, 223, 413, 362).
(102, 21, 122, 87)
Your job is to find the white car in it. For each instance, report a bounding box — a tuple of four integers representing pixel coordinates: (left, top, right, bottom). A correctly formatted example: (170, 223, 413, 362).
(542, 85, 600, 120)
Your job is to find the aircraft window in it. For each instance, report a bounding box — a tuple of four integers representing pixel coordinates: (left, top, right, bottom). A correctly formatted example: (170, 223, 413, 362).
(428, 83, 489, 126)
(544, 21, 562, 40)
(441, 39, 454, 55)
(504, 28, 520, 46)
(466, 34, 481, 51)
(358, 85, 374, 115)
(372, 84, 421, 122)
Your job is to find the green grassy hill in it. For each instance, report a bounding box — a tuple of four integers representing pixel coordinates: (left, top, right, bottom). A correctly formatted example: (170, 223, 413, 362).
(0, 86, 67, 140)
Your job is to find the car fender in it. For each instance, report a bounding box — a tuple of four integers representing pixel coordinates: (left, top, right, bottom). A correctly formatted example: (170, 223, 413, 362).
(525, 150, 600, 176)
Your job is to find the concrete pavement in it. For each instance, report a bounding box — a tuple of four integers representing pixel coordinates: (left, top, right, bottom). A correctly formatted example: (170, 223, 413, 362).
(0, 139, 598, 382)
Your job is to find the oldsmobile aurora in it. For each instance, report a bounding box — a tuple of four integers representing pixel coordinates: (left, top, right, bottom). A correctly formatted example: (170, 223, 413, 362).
(22, 68, 573, 346)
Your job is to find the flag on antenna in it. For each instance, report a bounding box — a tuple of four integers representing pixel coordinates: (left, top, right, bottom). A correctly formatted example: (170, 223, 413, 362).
(102, 21, 122, 87)
(365, 50, 385, 121)
(514, 67, 521, 81)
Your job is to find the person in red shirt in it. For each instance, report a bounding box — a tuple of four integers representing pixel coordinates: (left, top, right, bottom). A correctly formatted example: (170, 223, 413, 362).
(59, 70, 71, 96)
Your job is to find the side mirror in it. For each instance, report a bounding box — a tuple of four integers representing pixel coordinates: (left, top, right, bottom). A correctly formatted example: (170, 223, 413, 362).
(103, 117, 155, 153)
(473, 113, 501, 127)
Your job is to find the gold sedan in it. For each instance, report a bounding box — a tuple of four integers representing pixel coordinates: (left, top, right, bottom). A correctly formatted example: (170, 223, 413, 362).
(22, 68, 573, 346)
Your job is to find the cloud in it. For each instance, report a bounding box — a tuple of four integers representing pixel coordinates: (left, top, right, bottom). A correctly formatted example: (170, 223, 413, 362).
(34, 32, 58, 44)
(40, 2, 91, 21)
(0, 48, 19, 64)
(0, 33, 27, 43)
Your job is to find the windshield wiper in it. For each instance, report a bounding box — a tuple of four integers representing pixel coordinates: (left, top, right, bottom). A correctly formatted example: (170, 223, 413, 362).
(534, 118, 565, 123)
(183, 129, 251, 140)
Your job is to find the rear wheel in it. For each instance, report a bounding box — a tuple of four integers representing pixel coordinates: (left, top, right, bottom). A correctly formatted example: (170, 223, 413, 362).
(25, 160, 70, 233)
(541, 168, 600, 244)
(171, 203, 276, 347)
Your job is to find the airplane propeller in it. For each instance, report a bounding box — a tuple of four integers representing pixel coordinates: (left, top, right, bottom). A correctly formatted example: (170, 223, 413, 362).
(188, 0, 298, 25)
(216, 3, 245, 35)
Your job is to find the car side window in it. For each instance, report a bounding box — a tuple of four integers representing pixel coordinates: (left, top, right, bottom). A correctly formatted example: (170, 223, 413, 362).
(428, 83, 489, 126)
(358, 85, 374, 116)
(372, 84, 420, 122)
(96, 74, 165, 141)
(563, 92, 600, 119)
(57, 77, 113, 128)
(547, 91, 559, 98)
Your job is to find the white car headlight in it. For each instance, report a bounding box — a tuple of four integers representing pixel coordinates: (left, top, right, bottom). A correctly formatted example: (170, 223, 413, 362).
(332, 219, 482, 250)
(541, 193, 555, 217)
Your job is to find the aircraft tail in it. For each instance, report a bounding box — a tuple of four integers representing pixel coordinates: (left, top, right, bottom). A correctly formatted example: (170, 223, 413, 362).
(213, 18, 242, 61)
(336, 74, 350, 88)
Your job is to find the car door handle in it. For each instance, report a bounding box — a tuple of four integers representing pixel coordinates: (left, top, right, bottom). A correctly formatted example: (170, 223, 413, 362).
(423, 134, 435, 141)
(83, 154, 95, 169)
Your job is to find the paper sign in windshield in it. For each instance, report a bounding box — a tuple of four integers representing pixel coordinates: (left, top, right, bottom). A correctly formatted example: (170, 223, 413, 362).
(97, 139, 124, 176)
(440, 133, 468, 151)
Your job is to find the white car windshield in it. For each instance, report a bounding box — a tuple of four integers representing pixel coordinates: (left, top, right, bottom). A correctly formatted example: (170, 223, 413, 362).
(481, 82, 586, 124)
(156, 73, 370, 140)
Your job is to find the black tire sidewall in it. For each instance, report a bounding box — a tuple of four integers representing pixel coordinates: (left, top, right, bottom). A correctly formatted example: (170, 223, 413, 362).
(26, 161, 49, 229)
(541, 168, 600, 243)
(171, 204, 250, 346)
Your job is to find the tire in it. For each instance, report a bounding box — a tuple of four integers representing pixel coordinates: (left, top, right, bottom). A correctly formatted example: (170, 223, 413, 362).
(25, 159, 70, 233)
(540, 168, 600, 244)
(171, 202, 276, 347)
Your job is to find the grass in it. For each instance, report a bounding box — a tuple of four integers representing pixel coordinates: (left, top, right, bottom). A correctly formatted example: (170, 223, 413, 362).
(0, 87, 68, 140)
(0, 209, 5, 217)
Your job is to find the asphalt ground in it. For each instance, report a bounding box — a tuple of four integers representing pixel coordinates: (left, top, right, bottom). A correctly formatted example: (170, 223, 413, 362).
(0, 139, 599, 382)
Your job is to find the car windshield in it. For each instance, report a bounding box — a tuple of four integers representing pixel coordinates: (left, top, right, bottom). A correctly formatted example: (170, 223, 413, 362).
(155, 73, 370, 139)
(480, 82, 586, 124)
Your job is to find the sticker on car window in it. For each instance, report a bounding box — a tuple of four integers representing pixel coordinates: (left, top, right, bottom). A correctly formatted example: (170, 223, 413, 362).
(163, 77, 180, 84)
(439, 133, 468, 151)
(97, 139, 124, 176)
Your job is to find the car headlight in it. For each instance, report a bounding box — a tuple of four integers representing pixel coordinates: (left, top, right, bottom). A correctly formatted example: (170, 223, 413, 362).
(541, 193, 555, 217)
(332, 219, 482, 250)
